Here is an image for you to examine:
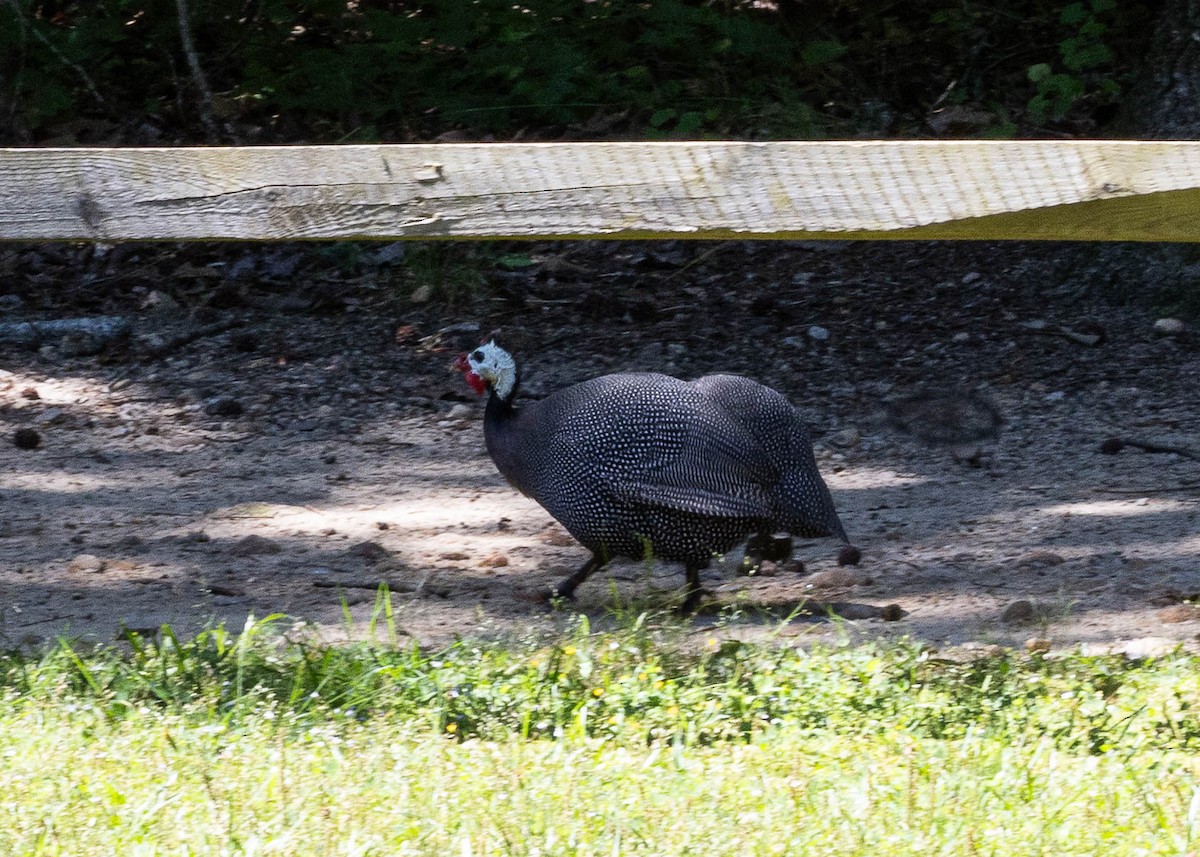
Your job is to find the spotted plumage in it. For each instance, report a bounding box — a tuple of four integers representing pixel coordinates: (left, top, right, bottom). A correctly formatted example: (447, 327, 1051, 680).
(455, 341, 849, 610)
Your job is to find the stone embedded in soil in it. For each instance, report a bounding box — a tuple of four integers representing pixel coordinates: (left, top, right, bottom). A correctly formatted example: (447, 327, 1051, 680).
(12, 428, 41, 449)
(1154, 317, 1185, 335)
(33, 408, 64, 425)
(204, 396, 244, 417)
(1016, 551, 1066, 569)
(439, 551, 469, 561)
(1001, 600, 1036, 624)
(1156, 604, 1200, 624)
(880, 603, 905, 621)
(827, 427, 861, 448)
(479, 550, 509, 568)
(1024, 637, 1052, 654)
(230, 534, 283, 556)
(806, 568, 868, 588)
(539, 528, 577, 547)
(67, 554, 106, 574)
(837, 545, 863, 566)
(347, 541, 391, 563)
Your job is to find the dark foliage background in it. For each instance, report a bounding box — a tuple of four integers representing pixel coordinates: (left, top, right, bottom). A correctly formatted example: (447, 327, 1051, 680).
(0, 0, 1160, 145)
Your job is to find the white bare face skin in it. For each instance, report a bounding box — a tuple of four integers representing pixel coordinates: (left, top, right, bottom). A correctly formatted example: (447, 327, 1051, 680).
(467, 341, 518, 401)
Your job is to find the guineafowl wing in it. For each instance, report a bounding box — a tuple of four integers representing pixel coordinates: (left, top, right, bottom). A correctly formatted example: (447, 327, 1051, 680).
(606, 479, 773, 519)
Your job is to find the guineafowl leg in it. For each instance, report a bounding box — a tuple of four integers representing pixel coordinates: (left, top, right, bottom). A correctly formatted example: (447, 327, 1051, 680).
(549, 553, 607, 601)
(677, 564, 707, 614)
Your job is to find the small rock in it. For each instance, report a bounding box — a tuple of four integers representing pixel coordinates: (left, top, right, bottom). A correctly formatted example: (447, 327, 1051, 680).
(832, 603, 881, 620)
(230, 535, 282, 556)
(540, 527, 577, 547)
(880, 603, 905, 621)
(1099, 437, 1124, 455)
(68, 554, 106, 574)
(1024, 637, 1052, 654)
(1044, 391, 1065, 403)
(807, 325, 831, 342)
(20, 387, 39, 400)
(12, 428, 41, 450)
(951, 331, 971, 343)
(207, 584, 245, 597)
(447, 403, 473, 419)
(807, 568, 867, 588)
(1001, 600, 1035, 624)
(409, 283, 434, 304)
(439, 551, 469, 562)
(1153, 317, 1185, 335)
(205, 397, 243, 417)
(827, 427, 861, 448)
(961, 272, 982, 285)
(33, 408, 65, 425)
(479, 550, 509, 568)
(347, 541, 391, 563)
(1156, 604, 1200, 624)
(837, 545, 863, 566)
(951, 444, 984, 466)
(1017, 551, 1066, 569)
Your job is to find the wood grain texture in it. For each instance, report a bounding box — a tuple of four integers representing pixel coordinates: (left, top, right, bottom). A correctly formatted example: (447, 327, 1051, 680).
(2, 141, 1200, 242)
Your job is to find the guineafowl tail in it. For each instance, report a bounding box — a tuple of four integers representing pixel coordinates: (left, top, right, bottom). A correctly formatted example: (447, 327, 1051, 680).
(779, 469, 848, 542)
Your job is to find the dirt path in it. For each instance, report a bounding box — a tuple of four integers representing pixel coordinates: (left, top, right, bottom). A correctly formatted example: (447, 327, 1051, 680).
(2, 241, 1198, 653)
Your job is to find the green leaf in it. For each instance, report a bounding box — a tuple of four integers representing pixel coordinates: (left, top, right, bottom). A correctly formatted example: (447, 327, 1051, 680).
(801, 39, 847, 66)
(649, 108, 677, 128)
(1060, 2, 1089, 26)
(1027, 63, 1053, 83)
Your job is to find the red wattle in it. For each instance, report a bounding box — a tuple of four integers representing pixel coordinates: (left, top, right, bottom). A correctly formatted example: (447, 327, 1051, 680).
(465, 371, 487, 396)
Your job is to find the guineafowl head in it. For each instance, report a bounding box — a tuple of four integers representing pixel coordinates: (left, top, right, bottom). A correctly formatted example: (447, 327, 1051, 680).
(454, 340, 518, 401)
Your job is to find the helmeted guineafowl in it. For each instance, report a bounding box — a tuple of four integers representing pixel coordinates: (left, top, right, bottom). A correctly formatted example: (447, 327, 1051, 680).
(455, 340, 850, 611)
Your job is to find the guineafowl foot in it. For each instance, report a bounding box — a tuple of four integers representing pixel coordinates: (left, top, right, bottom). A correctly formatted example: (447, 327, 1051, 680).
(544, 554, 607, 604)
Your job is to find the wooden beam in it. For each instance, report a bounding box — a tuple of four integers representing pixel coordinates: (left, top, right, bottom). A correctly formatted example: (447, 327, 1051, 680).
(2, 141, 1199, 242)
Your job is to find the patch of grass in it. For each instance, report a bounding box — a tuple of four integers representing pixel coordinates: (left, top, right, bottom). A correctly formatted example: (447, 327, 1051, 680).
(2, 617, 1200, 852)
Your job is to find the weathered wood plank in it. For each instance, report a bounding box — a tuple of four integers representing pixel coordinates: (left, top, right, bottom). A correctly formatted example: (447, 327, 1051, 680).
(1, 141, 1199, 242)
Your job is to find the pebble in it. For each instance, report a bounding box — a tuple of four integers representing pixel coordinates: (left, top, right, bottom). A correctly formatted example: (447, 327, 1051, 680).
(68, 554, 106, 574)
(204, 397, 244, 417)
(827, 427, 861, 448)
(346, 541, 391, 563)
(1024, 637, 1052, 654)
(1016, 551, 1066, 568)
(230, 535, 282, 556)
(1153, 317, 1185, 335)
(479, 550, 509, 568)
(12, 428, 41, 450)
(447, 403, 473, 419)
(1044, 391, 1065, 402)
(1001, 600, 1035, 623)
(806, 568, 868, 588)
(807, 325, 831, 342)
(33, 408, 64, 425)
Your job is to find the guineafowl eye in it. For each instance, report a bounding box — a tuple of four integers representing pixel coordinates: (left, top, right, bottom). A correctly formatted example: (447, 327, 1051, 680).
(471, 350, 485, 362)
